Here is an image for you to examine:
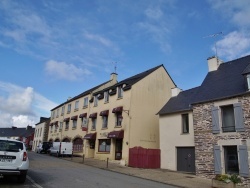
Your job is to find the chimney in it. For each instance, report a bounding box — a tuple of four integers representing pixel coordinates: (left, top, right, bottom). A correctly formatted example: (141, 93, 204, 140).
(207, 56, 223, 72)
(110, 73, 118, 82)
(171, 87, 182, 97)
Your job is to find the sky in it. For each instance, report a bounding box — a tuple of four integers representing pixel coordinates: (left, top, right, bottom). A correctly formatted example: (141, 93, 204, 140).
(0, 0, 250, 128)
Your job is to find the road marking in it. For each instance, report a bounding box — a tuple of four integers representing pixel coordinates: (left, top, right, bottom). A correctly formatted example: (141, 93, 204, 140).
(27, 175, 43, 188)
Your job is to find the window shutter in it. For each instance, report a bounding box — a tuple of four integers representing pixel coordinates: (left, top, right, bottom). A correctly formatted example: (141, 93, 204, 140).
(239, 145, 249, 177)
(234, 103, 245, 132)
(214, 145, 222, 174)
(212, 106, 220, 134)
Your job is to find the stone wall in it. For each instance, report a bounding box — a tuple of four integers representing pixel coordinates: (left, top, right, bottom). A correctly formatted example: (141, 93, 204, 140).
(193, 95, 250, 180)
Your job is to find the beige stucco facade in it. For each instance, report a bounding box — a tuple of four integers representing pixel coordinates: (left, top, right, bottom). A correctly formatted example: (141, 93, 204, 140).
(159, 111, 194, 170)
(48, 65, 175, 165)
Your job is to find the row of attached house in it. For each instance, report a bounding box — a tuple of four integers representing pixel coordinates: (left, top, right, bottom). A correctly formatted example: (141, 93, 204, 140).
(47, 65, 175, 165)
(0, 125, 35, 149)
(158, 55, 250, 181)
(38, 54, 250, 182)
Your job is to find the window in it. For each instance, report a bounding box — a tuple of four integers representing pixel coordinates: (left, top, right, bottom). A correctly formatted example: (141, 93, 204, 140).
(91, 118, 96, 130)
(65, 121, 69, 130)
(61, 106, 65, 115)
(67, 104, 71, 113)
(102, 116, 108, 129)
(73, 138, 83, 152)
(40, 128, 42, 136)
(52, 111, 55, 119)
(224, 146, 239, 174)
(247, 74, 250, 90)
(59, 122, 63, 130)
(115, 112, 122, 127)
(212, 103, 244, 134)
(83, 97, 88, 107)
(81, 117, 88, 127)
(94, 96, 98, 106)
(214, 145, 249, 177)
(182, 114, 189, 133)
(72, 119, 77, 128)
(56, 109, 59, 117)
(221, 105, 235, 132)
(104, 91, 109, 103)
(118, 86, 123, 98)
(75, 100, 79, 110)
(98, 139, 111, 152)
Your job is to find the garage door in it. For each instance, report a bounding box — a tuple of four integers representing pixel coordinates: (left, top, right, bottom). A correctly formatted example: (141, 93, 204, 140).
(177, 147, 195, 173)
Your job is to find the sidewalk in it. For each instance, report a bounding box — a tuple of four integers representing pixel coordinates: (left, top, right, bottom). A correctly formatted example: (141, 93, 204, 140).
(61, 155, 213, 188)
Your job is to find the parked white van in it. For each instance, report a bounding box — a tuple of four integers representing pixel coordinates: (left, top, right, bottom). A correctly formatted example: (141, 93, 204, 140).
(49, 142, 72, 157)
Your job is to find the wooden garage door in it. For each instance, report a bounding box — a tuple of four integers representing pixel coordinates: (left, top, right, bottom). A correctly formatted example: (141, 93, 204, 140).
(177, 147, 195, 173)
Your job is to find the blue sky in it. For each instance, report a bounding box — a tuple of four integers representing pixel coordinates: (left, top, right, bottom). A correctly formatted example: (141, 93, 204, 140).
(0, 0, 250, 128)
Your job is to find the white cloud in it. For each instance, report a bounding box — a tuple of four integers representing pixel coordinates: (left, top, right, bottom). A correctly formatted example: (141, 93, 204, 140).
(215, 31, 250, 60)
(45, 60, 92, 81)
(0, 81, 57, 128)
(209, 0, 250, 28)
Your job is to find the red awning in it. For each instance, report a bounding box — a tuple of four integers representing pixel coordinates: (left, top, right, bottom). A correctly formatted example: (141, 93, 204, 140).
(89, 113, 97, 118)
(64, 117, 70, 122)
(50, 123, 53, 126)
(99, 110, 109, 116)
(71, 115, 78, 120)
(79, 113, 87, 118)
(54, 121, 58, 126)
(112, 106, 123, 113)
(108, 130, 124, 139)
(83, 132, 96, 140)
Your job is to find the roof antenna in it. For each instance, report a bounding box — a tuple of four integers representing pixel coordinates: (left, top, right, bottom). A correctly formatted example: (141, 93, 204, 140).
(203, 32, 223, 58)
(112, 62, 117, 74)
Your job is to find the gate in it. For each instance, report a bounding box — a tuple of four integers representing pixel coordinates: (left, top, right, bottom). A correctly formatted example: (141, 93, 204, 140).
(129, 147, 160, 168)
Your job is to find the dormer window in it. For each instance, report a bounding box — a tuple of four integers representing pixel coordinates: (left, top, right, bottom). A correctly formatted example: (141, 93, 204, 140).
(118, 86, 123, 98)
(247, 74, 250, 90)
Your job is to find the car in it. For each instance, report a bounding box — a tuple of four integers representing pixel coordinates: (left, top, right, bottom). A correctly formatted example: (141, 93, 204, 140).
(36, 142, 51, 154)
(50, 142, 73, 157)
(0, 138, 29, 183)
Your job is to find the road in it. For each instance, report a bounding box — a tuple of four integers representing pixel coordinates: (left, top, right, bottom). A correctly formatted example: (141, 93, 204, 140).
(0, 152, 177, 188)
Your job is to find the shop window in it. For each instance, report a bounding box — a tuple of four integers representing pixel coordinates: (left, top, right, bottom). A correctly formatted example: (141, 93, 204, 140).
(98, 139, 111, 152)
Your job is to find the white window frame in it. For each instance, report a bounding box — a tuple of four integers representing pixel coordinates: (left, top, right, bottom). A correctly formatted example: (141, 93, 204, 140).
(72, 119, 77, 128)
(94, 96, 98, 106)
(182, 113, 189, 134)
(83, 97, 88, 107)
(104, 91, 109, 103)
(75, 100, 79, 110)
(102, 116, 108, 129)
(91, 118, 96, 130)
(118, 86, 123, 98)
(61, 106, 65, 116)
(67, 104, 71, 113)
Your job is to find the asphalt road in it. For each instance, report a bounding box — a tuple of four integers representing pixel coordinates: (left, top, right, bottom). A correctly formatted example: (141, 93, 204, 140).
(1, 152, 177, 188)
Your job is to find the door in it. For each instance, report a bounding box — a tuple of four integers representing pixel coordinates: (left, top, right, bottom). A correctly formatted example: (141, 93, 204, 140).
(177, 147, 195, 173)
(115, 139, 123, 160)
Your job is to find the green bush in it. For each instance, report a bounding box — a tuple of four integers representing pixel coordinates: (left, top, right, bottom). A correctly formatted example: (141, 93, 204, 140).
(215, 174, 242, 184)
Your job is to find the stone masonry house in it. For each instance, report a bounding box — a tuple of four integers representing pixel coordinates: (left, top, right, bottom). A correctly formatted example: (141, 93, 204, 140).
(48, 65, 175, 166)
(158, 55, 250, 181)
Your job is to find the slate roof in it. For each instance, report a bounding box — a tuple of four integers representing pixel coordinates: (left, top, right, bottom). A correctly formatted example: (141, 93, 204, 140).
(94, 64, 176, 95)
(52, 64, 175, 110)
(158, 87, 200, 115)
(51, 80, 112, 111)
(0, 127, 35, 138)
(158, 55, 250, 115)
